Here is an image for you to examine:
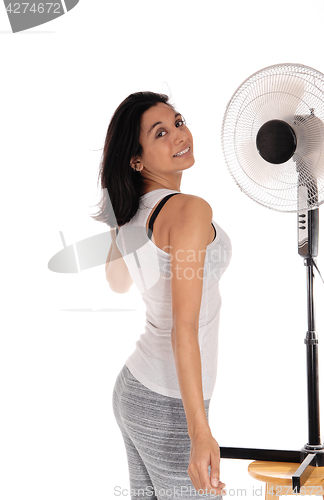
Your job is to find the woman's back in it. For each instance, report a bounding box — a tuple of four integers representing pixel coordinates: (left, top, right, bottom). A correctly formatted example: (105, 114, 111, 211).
(142, 188, 217, 251)
(116, 188, 232, 399)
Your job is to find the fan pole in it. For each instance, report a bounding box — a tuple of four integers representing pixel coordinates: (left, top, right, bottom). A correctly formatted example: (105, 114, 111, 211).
(304, 257, 321, 446)
(298, 195, 323, 450)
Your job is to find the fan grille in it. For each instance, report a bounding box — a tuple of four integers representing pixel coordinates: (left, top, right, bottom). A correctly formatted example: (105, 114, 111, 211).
(222, 63, 324, 212)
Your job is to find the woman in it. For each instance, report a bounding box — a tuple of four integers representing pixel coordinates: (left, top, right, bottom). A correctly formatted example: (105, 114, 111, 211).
(92, 92, 231, 499)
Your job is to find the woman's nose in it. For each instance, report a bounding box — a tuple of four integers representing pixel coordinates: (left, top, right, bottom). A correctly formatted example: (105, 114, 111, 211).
(174, 127, 188, 143)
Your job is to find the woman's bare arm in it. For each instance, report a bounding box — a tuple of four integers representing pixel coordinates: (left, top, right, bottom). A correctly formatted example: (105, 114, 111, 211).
(105, 228, 133, 293)
(169, 195, 225, 496)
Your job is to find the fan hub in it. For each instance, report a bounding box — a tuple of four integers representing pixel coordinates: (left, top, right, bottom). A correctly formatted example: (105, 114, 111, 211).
(256, 119, 297, 164)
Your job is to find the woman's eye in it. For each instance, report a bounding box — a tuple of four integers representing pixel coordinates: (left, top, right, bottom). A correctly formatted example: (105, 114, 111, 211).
(156, 118, 186, 138)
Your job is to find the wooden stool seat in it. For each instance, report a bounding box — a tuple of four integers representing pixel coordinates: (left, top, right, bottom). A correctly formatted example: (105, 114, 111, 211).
(248, 461, 324, 499)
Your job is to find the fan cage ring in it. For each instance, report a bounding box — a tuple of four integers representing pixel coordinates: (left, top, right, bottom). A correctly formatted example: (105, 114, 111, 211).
(222, 63, 324, 212)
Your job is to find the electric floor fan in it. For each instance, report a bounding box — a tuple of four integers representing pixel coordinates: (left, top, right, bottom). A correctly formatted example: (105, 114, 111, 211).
(220, 63, 324, 491)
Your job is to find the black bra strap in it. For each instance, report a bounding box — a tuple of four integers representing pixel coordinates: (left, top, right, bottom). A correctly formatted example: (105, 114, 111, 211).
(116, 194, 216, 243)
(148, 193, 180, 239)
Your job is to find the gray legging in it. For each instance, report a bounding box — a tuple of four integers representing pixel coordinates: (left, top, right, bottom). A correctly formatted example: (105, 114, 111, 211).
(113, 365, 222, 500)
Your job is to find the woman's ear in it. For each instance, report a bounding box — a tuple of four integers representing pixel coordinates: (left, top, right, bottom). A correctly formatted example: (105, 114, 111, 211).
(130, 157, 143, 172)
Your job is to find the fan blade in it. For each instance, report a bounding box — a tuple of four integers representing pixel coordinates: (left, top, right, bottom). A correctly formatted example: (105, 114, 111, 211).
(222, 63, 324, 212)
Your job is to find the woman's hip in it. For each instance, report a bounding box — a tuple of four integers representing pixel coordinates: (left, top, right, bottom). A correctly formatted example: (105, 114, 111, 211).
(113, 365, 210, 434)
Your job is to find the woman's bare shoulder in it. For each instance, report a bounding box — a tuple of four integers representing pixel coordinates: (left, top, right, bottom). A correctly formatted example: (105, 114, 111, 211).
(167, 192, 211, 207)
(168, 193, 213, 220)
(161, 194, 213, 248)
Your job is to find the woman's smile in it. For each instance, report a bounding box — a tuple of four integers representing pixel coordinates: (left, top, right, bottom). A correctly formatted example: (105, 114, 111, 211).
(173, 146, 191, 158)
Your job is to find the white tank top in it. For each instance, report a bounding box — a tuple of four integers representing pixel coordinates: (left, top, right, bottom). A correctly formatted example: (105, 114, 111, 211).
(116, 188, 232, 399)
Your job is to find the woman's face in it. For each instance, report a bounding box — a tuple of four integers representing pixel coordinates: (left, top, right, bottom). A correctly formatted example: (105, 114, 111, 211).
(137, 103, 195, 178)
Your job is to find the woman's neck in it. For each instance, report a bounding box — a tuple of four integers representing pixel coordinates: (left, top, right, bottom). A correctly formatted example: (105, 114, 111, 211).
(140, 175, 182, 196)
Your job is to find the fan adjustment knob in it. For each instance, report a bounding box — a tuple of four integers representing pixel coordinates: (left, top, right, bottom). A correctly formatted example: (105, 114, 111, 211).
(256, 119, 297, 164)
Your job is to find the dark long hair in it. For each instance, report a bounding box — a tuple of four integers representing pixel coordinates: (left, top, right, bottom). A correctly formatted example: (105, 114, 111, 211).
(90, 91, 174, 227)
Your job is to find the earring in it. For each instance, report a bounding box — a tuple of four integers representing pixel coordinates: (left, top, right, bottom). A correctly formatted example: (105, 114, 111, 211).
(130, 159, 141, 172)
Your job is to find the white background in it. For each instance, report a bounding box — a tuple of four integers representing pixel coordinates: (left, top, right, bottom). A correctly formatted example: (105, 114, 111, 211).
(1, 1, 324, 499)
